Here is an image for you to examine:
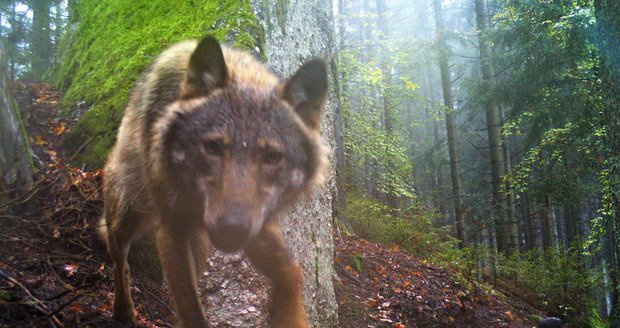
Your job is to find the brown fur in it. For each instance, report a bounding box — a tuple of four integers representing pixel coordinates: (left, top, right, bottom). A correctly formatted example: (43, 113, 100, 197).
(100, 35, 329, 328)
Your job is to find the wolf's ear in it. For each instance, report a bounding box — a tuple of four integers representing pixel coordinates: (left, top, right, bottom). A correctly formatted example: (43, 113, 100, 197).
(182, 35, 229, 99)
(282, 59, 328, 130)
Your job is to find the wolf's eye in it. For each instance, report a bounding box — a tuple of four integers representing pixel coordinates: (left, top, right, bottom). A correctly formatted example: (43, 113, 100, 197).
(204, 140, 224, 157)
(262, 149, 284, 166)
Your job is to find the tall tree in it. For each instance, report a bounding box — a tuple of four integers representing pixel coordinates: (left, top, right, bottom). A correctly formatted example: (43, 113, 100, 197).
(375, 0, 399, 209)
(432, 0, 466, 247)
(332, 0, 347, 216)
(31, 0, 52, 78)
(500, 106, 518, 251)
(594, 0, 620, 323)
(1, 1, 28, 80)
(475, 0, 510, 253)
(260, 0, 339, 325)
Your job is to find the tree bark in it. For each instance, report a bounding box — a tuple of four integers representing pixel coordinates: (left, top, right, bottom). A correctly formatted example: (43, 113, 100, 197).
(258, 0, 339, 326)
(541, 196, 554, 249)
(0, 40, 34, 197)
(331, 0, 347, 218)
(432, 0, 466, 248)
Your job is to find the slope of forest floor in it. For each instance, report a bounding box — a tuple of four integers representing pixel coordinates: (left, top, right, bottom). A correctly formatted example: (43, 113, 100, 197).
(0, 83, 540, 327)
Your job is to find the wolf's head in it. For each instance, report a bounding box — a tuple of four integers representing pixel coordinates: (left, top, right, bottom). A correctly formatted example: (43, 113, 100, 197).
(153, 36, 329, 253)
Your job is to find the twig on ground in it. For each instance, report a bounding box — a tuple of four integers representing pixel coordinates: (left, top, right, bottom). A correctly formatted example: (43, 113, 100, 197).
(0, 269, 64, 327)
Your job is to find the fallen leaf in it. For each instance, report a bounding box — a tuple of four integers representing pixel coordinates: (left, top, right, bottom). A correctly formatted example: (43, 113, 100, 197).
(64, 263, 79, 277)
(33, 135, 47, 145)
(97, 303, 112, 312)
(70, 304, 84, 313)
(53, 122, 66, 135)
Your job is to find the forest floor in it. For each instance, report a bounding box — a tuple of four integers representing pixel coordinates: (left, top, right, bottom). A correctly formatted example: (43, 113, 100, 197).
(0, 83, 542, 327)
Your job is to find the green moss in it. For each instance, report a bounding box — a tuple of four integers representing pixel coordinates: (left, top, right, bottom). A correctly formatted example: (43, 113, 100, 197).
(54, 0, 264, 168)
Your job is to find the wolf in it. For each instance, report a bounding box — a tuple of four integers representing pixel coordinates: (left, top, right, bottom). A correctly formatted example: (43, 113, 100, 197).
(99, 35, 329, 328)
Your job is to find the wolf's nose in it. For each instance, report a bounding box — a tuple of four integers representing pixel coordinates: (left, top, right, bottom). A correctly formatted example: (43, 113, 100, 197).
(213, 208, 251, 252)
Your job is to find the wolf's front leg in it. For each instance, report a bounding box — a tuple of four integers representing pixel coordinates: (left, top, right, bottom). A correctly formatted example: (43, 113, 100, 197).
(156, 225, 209, 328)
(245, 221, 308, 328)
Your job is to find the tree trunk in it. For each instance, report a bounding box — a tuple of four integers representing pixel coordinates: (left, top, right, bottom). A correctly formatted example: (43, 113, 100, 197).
(563, 204, 576, 246)
(500, 106, 519, 251)
(8, 1, 17, 81)
(594, 0, 620, 324)
(31, 0, 51, 78)
(53, 2, 64, 53)
(0, 41, 34, 198)
(541, 196, 554, 249)
(332, 0, 347, 217)
(258, 0, 339, 326)
(432, 0, 466, 247)
(475, 0, 511, 254)
(423, 71, 447, 224)
(523, 192, 536, 250)
(375, 0, 399, 209)
(432, 107, 448, 224)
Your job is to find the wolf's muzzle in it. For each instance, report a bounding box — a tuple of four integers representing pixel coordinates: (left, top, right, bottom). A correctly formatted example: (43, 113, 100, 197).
(208, 207, 253, 252)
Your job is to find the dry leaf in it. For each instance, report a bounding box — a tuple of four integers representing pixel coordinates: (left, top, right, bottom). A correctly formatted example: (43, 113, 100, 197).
(64, 263, 79, 277)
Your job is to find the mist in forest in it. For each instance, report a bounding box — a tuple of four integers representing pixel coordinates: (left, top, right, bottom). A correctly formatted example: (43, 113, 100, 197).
(2, 0, 620, 326)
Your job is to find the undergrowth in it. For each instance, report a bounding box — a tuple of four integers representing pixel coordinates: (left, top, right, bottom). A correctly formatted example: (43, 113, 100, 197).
(342, 191, 459, 263)
(343, 191, 608, 327)
(496, 247, 605, 327)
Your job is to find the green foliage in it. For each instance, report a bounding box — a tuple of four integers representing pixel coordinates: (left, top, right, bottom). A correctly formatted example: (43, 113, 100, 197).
(343, 191, 458, 261)
(53, 1, 262, 167)
(510, 120, 604, 204)
(585, 301, 610, 328)
(339, 47, 419, 203)
(490, 0, 604, 209)
(495, 247, 602, 324)
(352, 253, 364, 272)
(337, 0, 614, 323)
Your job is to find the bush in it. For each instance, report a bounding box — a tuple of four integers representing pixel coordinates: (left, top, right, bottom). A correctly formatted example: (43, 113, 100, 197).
(343, 191, 459, 261)
(493, 246, 603, 325)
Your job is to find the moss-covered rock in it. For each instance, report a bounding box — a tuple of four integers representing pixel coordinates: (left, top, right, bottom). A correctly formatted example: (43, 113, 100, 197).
(54, 1, 263, 168)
